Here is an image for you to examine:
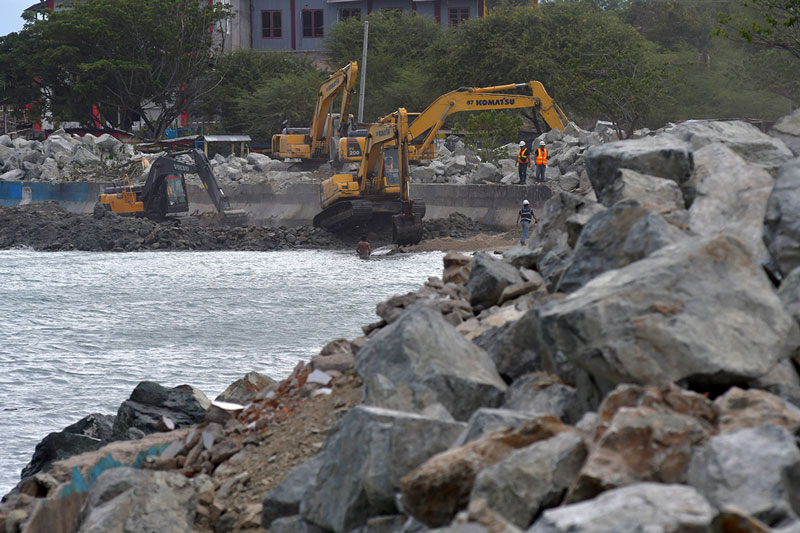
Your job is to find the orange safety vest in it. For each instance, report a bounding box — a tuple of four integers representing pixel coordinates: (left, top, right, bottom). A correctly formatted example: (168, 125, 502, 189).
(535, 148, 548, 165)
(517, 147, 529, 164)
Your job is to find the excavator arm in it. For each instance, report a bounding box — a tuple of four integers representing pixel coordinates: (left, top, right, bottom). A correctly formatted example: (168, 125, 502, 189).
(339, 81, 569, 162)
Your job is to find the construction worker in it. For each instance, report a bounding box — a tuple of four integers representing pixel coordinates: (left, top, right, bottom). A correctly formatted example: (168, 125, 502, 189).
(534, 140, 547, 183)
(516, 141, 529, 185)
(516, 199, 538, 245)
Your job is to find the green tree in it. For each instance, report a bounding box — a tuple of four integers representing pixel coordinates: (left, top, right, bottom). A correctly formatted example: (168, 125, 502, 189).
(203, 49, 319, 133)
(719, 0, 800, 59)
(455, 111, 522, 163)
(0, 0, 232, 138)
(324, 11, 442, 121)
(224, 70, 325, 143)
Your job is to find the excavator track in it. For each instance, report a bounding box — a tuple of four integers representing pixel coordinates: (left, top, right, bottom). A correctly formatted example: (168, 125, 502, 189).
(313, 199, 373, 231)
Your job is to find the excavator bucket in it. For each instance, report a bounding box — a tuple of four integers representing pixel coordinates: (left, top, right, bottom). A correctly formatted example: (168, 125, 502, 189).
(221, 209, 248, 226)
(392, 213, 424, 245)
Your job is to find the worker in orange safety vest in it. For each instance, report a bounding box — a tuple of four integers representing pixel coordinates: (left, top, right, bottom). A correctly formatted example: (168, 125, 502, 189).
(534, 140, 547, 183)
(516, 141, 529, 185)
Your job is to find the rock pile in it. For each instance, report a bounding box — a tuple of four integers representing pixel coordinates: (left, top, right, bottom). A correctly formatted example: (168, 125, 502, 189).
(2, 109, 800, 533)
(0, 202, 345, 251)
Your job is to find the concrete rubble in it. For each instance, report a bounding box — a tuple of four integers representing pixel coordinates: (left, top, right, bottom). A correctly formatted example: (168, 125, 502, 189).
(2, 112, 800, 533)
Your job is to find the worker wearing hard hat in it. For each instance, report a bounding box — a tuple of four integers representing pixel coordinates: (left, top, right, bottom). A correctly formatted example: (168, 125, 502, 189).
(516, 199, 538, 246)
(516, 141, 530, 185)
(534, 140, 548, 183)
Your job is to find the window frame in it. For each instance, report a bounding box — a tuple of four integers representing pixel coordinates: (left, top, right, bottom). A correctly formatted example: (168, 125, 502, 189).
(261, 10, 282, 39)
(339, 7, 361, 21)
(448, 7, 470, 27)
(302, 9, 324, 38)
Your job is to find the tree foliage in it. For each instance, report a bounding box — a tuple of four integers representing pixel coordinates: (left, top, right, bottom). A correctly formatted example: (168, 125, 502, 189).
(719, 0, 800, 59)
(324, 11, 442, 122)
(455, 111, 522, 163)
(0, 0, 232, 138)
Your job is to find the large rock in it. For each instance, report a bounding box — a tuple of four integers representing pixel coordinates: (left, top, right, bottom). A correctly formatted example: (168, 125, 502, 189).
(597, 168, 685, 212)
(557, 200, 686, 293)
(399, 416, 573, 527)
(73, 146, 102, 166)
(74, 467, 200, 533)
(473, 162, 502, 183)
(40, 158, 60, 181)
(95, 133, 123, 152)
(300, 406, 465, 532)
(356, 306, 507, 421)
(669, 119, 794, 174)
(538, 235, 797, 393)
(43, 135, 77, 158)
(688, 425, 800, 526)
(528, 483, 716, 533)
(450, 408, 537, 448)
(470, 432, 587, 529)
(467, 252, 524, 309)
(21, 413, 115, 479)
(262, 455, 323, 529)
(689, 143, 775, 258)
(527, 192, 604, 256)
(501, 372, 586, 425)
(772, 109, 800, 157)
(411, 165, 436, 183)
(215, 371, 275, 404)
(584, 135, 694, 206)
(715, 387, 800, 434)
(112, 382, 211, 439)
(764, 157, 800, 277)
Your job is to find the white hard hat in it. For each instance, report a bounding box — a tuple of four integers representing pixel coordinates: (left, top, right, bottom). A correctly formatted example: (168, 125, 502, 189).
(519, 141, 526, 146)
(523, 199, 530, 205)
(539, 141, 545, 146)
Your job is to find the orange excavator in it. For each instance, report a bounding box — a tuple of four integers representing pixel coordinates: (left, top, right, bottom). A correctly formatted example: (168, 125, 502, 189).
(271, 61, 358, 164)
(338, 81, 568, 163)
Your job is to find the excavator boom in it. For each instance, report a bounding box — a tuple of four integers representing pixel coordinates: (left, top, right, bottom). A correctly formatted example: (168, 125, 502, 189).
(339, 80, 568, 162)
(272, 61, 358, 162)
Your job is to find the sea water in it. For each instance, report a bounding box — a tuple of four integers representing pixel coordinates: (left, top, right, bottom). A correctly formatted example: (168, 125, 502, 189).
(0, 248, 445, 496)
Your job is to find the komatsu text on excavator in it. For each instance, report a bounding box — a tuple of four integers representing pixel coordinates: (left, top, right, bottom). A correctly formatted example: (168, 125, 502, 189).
(98, 150, 246, 223)
(339, 81, 568, 162)
(313, 108, 425, 245)
(271, 61, 358, 164)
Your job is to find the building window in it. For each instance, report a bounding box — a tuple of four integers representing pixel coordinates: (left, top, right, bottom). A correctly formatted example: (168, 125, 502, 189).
(302, 10, 324, 38)
(262, 10, 282, 38)
(339, 8, 361, 21)
(449, 7, 469, 27)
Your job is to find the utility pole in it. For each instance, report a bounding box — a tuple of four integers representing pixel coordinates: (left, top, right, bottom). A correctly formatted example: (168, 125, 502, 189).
(357, 20, 369, 124)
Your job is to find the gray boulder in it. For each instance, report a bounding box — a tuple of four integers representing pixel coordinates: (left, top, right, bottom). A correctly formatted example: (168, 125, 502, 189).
(73, 146, 102, 166)
(75, 467, 200, 533)
(689, 143, 775, 258)
(764, 157, 800, 277)
(528, 483, 715, 533)
(40, 158, 60, 181)
(528, 192, 604, 254)
(537, 244, 573, 292)
(474, 162, 502, 183)
(688, 425, 800, 527)
(669, 119, 794, 174)
(467, 252, 524, 309)
(43, 135, 77, 158)
(557, 171, 580, 192)
(772, 109, 800, 157)
(597, 168, 685, 212)
(502, 373, 586, 425)
(95, 133, 122, 152)
(502, 246, 539, 270)
(584, 135, 694, 206)
(262, 455, 323, 529)
(0, 169, 25, 181)
(301, 406, 465, 532)
(412, 165, 436, 183)
(471, 432, 587, 529)
(355, 306, 507, 421)
(557, 200, 686, 293)
(539, 235, 797, 394)
(270, 516, 326, 533)
(112, 381, 211, 439)
(21, 413, 115, 479)
(450, 408, 537, 448)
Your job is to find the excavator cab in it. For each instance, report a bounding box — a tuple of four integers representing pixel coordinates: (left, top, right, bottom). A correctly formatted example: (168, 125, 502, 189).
(163, 175, 189, 213)
(382, 148, 402, 187)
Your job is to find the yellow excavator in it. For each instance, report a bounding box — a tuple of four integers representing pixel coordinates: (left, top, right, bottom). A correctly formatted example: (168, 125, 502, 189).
(271, 61, 358, 163)
(313, 108, 425, 245)
(339, 81, 568, 162)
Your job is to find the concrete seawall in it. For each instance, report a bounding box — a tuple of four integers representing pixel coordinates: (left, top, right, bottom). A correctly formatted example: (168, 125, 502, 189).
(0, 181, 552, 230)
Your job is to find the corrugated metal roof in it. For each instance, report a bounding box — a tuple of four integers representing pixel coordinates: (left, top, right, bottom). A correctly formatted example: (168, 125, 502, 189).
(202, 135, 251, 142)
